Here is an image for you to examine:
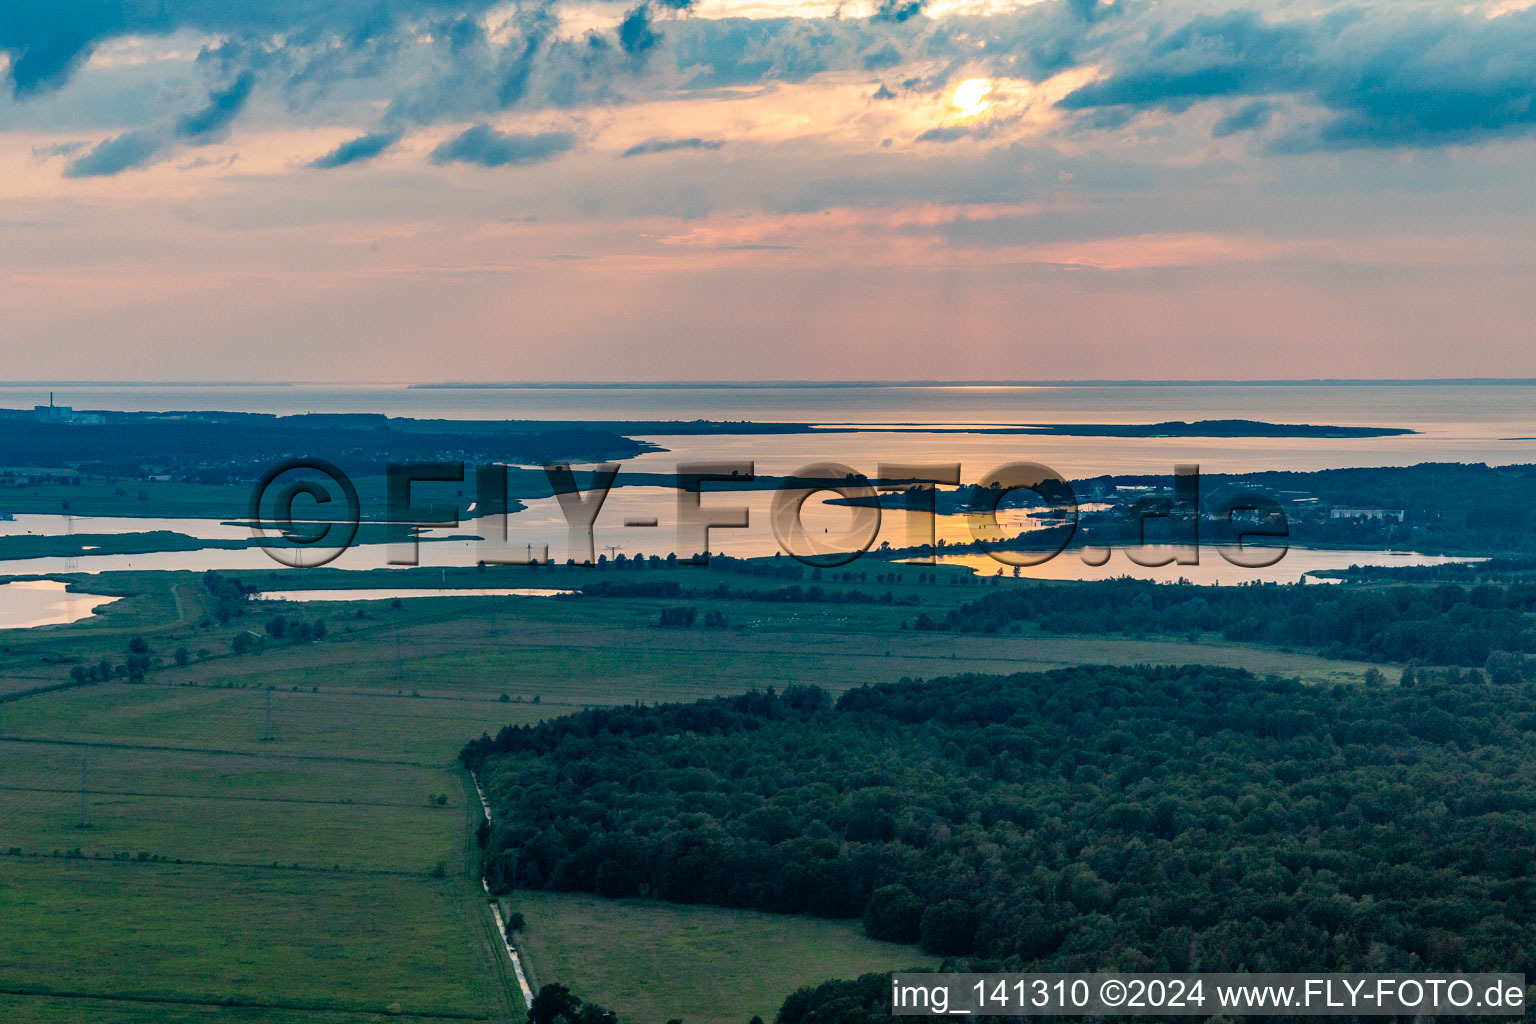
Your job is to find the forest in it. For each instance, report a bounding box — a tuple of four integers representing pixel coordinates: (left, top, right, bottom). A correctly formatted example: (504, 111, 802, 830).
(0, 413, 649, 480)
(464, 663, 1536, 976)
(920, 579, 1536, 668)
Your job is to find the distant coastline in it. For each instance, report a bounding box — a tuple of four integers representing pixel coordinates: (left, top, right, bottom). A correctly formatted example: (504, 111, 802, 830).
(2, 378, 1529, 389)
(409, 378, 1536, 389)
(0, 410, 1412, 440)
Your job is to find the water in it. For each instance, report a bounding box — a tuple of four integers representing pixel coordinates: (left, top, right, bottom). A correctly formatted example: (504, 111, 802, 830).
(0, 515, 1476, 590)
(0, 383, 1524, 589)
(934, 547, 1485, 585)
(2, 382, 1533, 436)
(4, 382, 1530, 478)
(0, 497, 1017, 575)
(617, 428, 1530, 481)
(0, 580, 120, 628)
(0, 540, 1474, 627)
(0, 514, 247, 541)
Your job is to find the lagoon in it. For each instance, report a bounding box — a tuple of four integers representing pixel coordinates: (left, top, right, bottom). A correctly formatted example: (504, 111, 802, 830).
(0, 580, 120, 628)
(933, 547, 1484, 585)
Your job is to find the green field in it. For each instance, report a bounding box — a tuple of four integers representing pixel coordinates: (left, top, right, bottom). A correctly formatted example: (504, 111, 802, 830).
(0, 741, 461, 872)
(0, 683, 528, 765)
(0, 996, 454, 1024)
(506, 891, 939, 1024)
(0, 858, 504, 1018)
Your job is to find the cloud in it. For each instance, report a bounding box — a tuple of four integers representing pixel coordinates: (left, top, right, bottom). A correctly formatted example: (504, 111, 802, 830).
(618, 5, 662, 56)
(0, 17, 112, 97)
(63, 129, 165, 177)
(873, 0, 924, 24)
(16, 0, 1536, 178)
(916, 125, 972, 144)
(0, 1, 507, 97)
(1212, 100, 1273, 138)
(429, 124, 578, 167)
(862, 43, 901, 71)
(871, 83, 897, 101)
(1057, 11, 1308, 113)
(310, 129, 402, 169)
(496, 2, 559, 107)
(177, 72, 256, 141)
(621, 136, 723, 157)
(916, 118, 1009, 144)
(32, 139, 88, 160)
(1, 0, 1065, 155)
(1058, 6, 1536, 151)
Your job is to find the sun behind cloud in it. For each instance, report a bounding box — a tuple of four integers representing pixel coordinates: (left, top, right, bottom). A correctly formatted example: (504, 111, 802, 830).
(951, 78, 993, 118)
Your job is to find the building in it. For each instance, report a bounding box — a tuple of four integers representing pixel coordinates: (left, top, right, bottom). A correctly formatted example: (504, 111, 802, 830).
(33, 393, 104, 425)
(1329, 507, 1405, 522)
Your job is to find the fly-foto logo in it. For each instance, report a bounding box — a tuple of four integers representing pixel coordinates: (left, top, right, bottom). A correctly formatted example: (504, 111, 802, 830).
(248, 459, 1289, 569)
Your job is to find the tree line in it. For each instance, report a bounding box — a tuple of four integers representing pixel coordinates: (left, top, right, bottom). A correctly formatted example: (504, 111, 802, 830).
(919, 579, 1536, 668)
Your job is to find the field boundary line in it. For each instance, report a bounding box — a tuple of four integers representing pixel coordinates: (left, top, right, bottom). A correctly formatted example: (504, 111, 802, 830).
(1, 851, 448, 878)
(0, 783, 442, 809)
(0, 985, 492, 1021)
(0, 735, 438, 767)
(0, 678, 101, 705)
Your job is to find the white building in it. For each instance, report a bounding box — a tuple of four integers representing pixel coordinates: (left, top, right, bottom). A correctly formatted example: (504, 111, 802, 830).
(1329, 507, 1405, 522)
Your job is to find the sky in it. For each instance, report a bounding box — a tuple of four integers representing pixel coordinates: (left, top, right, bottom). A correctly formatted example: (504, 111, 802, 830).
(2, 0, 1535, 382)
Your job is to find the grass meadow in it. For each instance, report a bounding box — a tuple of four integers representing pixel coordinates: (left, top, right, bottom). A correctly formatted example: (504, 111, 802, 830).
(507, 891, 939, 1024)
(0, 858, 503, 1017)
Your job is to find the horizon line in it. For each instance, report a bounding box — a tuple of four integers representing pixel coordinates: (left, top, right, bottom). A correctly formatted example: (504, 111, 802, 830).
(2, 377, 1536, 389)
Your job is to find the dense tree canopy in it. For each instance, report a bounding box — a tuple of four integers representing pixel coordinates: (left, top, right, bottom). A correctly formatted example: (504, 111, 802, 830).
(467, 664, 1536, 974)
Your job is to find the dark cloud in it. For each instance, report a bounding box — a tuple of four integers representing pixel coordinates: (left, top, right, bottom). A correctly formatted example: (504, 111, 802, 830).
(872, 0, 924, 24)
(1057, 11, 1309, 111)
(310, 129, 401, 168)
(1212, 99, 1273, 138)
(861, 42, 902, 71)
(871, 83, 896, 101)
(614, 0, 692, 64)
(915, 124, 977, 144)
(0, 11, 125, 97)
(177, 71, 256, 141)
(618, 5, 661, 56)
(1058, 6, 1536, 151)
(429, 124, 577, 167)
(621, 136, 723, 157)
(63, 129, 164, 177)
(0, 2, 502, 98)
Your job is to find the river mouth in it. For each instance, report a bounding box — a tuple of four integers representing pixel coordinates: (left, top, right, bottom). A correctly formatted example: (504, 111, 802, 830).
(0, 580, 121, 628)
